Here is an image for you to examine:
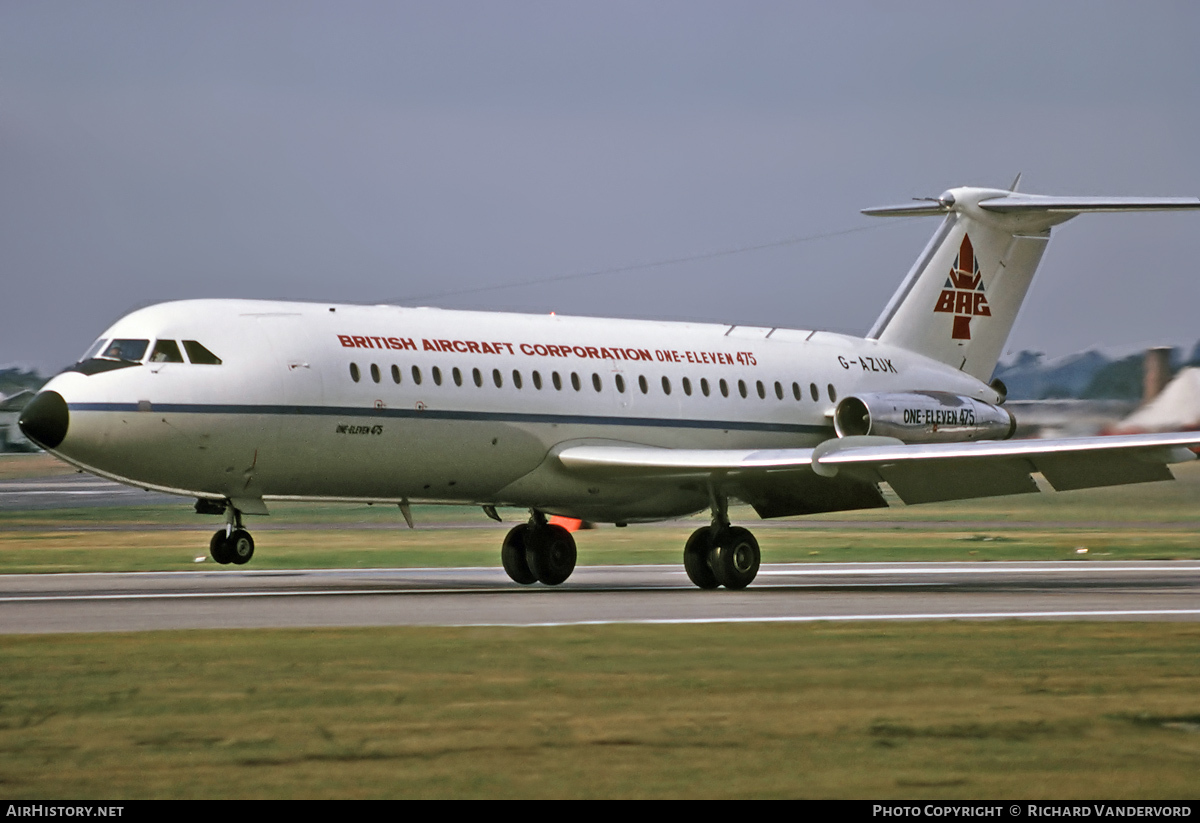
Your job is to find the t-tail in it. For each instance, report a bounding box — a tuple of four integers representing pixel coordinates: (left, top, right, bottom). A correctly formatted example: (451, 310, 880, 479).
(864, 186, 1200, 382)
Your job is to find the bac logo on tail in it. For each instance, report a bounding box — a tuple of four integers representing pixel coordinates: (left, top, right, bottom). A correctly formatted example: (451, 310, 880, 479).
(933, 234, 990, 340)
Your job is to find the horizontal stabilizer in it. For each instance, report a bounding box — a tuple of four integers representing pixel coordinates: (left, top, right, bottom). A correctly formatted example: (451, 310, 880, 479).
(861, 202, 948, 217)
(864, 194, 1200, 217)
(979, 195, 1200, 214)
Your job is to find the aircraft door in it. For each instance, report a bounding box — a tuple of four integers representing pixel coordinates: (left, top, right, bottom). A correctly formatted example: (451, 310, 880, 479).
(255, 315, 327, 493)
(254, 315, 327, 407)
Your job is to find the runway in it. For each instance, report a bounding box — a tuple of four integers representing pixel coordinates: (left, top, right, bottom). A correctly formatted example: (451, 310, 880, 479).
(2, 561, 1199, 634)
(0, 473, 179, 510)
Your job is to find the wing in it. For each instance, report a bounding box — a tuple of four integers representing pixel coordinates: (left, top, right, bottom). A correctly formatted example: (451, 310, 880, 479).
(557, 432, 1200, 516)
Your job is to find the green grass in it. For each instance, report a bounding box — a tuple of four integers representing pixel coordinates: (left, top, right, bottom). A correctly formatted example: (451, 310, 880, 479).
(1, 622, 1198, 798)
(3, 455, 1199, 799)
(4, 458, 1200, 572)
(3, 520, 1200, 574)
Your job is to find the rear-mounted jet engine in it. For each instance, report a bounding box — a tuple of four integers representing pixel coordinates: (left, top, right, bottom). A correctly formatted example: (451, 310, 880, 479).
(833, 391, 1016, 444)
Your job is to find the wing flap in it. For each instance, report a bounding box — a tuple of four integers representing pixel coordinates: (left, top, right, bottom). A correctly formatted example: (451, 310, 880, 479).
(735, 472, 888, 517)
(877, 458, 1038, 505)
(1033, 452, 1174, 491)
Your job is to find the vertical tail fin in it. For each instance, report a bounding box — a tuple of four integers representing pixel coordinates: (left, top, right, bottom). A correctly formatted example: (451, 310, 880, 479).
(864, 187, 1200, 382)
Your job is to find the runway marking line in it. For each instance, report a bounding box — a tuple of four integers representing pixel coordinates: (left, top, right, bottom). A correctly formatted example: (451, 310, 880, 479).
(2, 562, 1199, 602)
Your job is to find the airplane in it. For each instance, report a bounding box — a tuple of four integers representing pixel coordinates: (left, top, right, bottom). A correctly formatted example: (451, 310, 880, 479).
(17, 185, 1200, 589)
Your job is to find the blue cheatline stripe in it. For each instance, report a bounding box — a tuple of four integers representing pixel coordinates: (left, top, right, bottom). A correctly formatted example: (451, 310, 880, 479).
(68, 402, 831, 436)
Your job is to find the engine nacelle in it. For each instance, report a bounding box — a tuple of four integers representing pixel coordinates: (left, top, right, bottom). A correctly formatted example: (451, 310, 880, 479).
(833, 391, 1017, 444)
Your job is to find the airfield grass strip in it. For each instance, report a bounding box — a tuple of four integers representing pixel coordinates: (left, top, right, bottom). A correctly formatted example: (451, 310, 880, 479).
(2, 523, 1200, 573)
(1, 622, 1198, 799)
(5, 458, 1200, 571)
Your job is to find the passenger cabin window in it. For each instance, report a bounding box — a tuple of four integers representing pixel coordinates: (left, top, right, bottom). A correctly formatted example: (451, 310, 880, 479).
(182, 340, 221, 365)
(533, 371, 543, 390)
(571, 372, 581, 391)
(452, 367, 462, 386)
(827, 384, 837, 402)
(492, 369, 503, 388)
(638, 375, 649, 394)
(149, 340, 184, 363)
(661, 376, 671, 395)
(350, 363, 360, 382)
(101, 339, 149, 362)
(473, 368, 483, 387)
(372, 364, 382, 383)
(682, 377, 692, 396)
(552, 372, 562, 390)
(412, 366, 422, 385)
(701, 378, 711, 397)
(615, 374, 626, 393)
(391, 365, 402, 384)
(592, 373, 602, 392)
(431, 366, 441, 386)
(719, 379, 729, 398)
(513, 370, 523, 389)
(792, 382, 801, 401)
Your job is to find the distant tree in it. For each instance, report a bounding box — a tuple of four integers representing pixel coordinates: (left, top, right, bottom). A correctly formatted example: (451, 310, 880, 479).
(1187, 340, 1200, 368)
(1080, 355, 1144, 400)
(0, 368, 46, 398)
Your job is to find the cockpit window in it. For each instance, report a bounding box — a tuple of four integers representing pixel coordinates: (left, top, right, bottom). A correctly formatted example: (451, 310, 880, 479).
(182, 340, 222, 365)
(80, 338, 108, 361)
(149, 340, 184, 363)
(100, 339, 149, 362)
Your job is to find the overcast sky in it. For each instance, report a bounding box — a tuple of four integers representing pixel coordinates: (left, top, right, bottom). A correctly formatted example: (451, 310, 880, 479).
(3, 1, 1199, 374)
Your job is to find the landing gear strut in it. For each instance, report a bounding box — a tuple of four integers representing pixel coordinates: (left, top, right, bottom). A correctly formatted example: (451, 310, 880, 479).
(682, 490, 760, 590)
(500, 512, 577, 586)
(208, 503, 255, 566)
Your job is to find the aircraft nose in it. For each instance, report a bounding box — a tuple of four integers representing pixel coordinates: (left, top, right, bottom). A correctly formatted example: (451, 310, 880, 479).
(18, 390, 70, 450)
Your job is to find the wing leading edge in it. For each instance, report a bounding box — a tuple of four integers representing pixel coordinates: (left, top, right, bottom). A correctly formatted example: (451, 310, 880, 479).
(557, 431, 1200, 513)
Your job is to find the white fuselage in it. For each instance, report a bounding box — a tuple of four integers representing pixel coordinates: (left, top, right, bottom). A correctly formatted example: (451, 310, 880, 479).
(40, 299, 996, 522)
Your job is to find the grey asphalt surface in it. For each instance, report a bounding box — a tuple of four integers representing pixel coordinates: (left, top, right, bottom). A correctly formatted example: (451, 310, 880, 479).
(0, 473, 180, 510)
(2, 562, 1198, 634)
(4, 473, 1199, 635)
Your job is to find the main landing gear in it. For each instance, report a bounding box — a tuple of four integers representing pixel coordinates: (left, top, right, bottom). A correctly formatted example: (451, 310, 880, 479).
(207, 503, 255, 566)
(683, 525, 760, 590)
(682, 490, 761, 590)
(501, 512, 577, 586)
(497, 499, 761, 590)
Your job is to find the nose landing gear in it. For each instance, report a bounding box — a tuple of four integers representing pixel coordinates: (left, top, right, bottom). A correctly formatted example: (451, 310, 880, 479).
(206, 502, 255, 566)
(210, 528, 255, 565)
